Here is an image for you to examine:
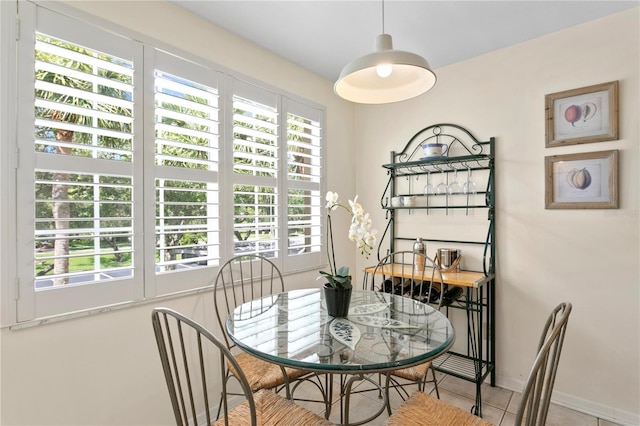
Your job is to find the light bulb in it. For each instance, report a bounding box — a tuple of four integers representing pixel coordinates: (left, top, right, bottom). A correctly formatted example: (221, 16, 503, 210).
(376, 63, 392, 78)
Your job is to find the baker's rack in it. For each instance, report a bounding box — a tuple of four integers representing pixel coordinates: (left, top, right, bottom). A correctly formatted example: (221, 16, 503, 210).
(376, 123, 496, 417)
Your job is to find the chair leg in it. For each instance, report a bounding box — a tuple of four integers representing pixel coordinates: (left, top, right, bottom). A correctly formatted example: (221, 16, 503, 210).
(216, 369, 233, 419)
(384, 373, 393, 416)
(431, 366, 441, 399)
(279, 366, 292, 399)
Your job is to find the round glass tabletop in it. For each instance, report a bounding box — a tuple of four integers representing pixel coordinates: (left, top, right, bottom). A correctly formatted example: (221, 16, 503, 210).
(226, 289, 454, 373)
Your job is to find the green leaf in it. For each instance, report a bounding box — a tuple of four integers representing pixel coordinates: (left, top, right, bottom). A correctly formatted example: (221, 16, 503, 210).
(336, 265, 350, 276)
(317, 266, 352, 289)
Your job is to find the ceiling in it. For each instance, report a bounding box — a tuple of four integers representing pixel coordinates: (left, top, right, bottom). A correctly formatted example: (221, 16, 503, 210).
(170, 1, 638, 82)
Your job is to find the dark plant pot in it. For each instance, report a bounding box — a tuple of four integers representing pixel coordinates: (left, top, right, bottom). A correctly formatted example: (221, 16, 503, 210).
(323, 284, 352, 318)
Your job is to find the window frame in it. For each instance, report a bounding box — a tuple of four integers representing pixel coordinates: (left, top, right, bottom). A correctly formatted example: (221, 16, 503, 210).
(2, 0, 326, 327)
(223, 79, 324, 271)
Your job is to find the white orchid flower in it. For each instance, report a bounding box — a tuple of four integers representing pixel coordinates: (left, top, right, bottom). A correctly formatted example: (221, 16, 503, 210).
(325, 191, 339, 210)
(323, 190, 378, 278)
(349, 196, 364, 218)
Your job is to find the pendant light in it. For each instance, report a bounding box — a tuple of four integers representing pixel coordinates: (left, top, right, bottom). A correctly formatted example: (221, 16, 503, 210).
(334, 1, 436, 104)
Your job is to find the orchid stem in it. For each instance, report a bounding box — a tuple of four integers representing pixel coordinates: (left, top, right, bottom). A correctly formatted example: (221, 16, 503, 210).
(327, 214, 336, 276)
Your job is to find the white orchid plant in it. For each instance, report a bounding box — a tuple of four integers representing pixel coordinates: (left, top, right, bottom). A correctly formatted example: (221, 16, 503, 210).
(319, 191, 377, 289)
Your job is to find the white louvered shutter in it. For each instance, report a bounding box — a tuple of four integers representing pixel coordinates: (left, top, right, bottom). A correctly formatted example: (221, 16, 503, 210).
(232, 83, 279, 259)
(284, 99, 323, 271)
(12, 2, 325, 325)
(150, 50, 220, 295)
(16, 4, 142, 320)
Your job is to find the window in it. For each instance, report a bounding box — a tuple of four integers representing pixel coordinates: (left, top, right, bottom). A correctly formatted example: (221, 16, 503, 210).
(33, 33, 135, 290)
(231, 86, 279, 258)
(150, 54, 221, 297)
(283, 100, 323, 272)
(8, 3, 324, 324)
(154, 69, 219, 273)
(230, 83, 323, 272)
(15, 4, 143, 321)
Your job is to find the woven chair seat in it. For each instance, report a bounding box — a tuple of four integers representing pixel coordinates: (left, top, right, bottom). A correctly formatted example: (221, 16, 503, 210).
(212, 389, 333, 426)
(386, 303, 572, 426)
(232, 352, 309, 391)
(385, 391, 493, 426)
(390, 360, 431, 381)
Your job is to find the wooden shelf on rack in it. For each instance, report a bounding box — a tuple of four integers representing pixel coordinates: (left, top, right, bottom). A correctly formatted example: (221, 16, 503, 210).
(363, 263, 494, 288)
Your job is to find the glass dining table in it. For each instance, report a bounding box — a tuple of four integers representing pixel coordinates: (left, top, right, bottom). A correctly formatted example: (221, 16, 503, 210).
(226, 288, 454, 425)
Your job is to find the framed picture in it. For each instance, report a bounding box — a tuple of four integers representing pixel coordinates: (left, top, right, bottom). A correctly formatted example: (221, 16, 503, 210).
(545, 150, 618, 209)
(545, 81, 618, 147)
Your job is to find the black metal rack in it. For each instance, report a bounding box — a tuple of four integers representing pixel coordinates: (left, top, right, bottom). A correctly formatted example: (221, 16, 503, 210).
(377, 123, 496, 417)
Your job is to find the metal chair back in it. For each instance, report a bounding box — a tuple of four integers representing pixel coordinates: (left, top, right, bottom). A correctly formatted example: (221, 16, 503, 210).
(364, 250, 446, 403)
(516, 302, 572, 426)
(213, 254, 285, 349)
(151, 307, 257, 426)
(366, 250, 444, 309)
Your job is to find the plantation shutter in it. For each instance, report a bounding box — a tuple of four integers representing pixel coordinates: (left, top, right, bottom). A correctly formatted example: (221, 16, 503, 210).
(231, 81, 279, 259)
(16, 4, 143, 321)
(284, 99, 323, 271)
(149, 50, 220, 295)
(11, 2, 325, 325)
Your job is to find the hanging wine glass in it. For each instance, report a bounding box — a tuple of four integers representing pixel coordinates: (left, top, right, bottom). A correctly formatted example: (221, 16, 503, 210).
(463, 166, 477, 195)
(423, 172, 435, 195)
(436, 170, 448, 195)
(448, 169, 462, 195)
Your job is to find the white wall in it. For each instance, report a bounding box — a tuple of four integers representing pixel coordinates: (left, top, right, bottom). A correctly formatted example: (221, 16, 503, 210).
(353, 8, 639, 425)
(0, 1, 356, 425)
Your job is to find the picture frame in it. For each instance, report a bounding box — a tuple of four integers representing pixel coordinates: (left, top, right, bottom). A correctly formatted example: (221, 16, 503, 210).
(545, 81, 618, 147)
(545, 150, 618, 209)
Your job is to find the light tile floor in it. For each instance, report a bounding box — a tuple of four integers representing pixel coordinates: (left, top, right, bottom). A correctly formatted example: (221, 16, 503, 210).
(292, 372, 623, 426)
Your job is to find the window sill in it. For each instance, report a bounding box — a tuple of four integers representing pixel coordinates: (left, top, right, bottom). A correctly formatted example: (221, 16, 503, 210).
(5, 285, 214, 330)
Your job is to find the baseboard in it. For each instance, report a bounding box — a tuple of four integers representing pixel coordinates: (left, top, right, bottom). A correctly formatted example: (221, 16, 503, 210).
(497, 375, 639, 426)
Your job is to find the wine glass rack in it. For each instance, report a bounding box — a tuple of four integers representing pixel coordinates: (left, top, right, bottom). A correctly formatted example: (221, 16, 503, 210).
(377, 123, 496, 417)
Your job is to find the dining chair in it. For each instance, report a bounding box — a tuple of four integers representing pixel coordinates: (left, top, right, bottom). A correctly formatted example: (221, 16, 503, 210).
(364, 250, 446, 408)
(384, 302, 572, 426)
(212, 254, 328, 410)
(151, 307, 333, 426)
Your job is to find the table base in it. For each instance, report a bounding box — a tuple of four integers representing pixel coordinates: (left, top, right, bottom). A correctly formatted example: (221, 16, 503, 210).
(326, 373, 390, 426)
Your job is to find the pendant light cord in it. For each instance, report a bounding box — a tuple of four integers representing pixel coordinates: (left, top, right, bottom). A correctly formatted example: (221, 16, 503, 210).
(381, 0, 385, 33)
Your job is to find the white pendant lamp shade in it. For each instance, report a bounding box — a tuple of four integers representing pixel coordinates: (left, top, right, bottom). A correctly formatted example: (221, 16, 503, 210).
(334, 34, 436, 104)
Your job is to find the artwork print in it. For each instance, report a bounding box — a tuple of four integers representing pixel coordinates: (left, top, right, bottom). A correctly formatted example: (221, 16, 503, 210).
(545, 150, 618, 209)
(552, 158, 605, 201)
(545, 81, 618, 147)
(554, 91, 607, 140)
